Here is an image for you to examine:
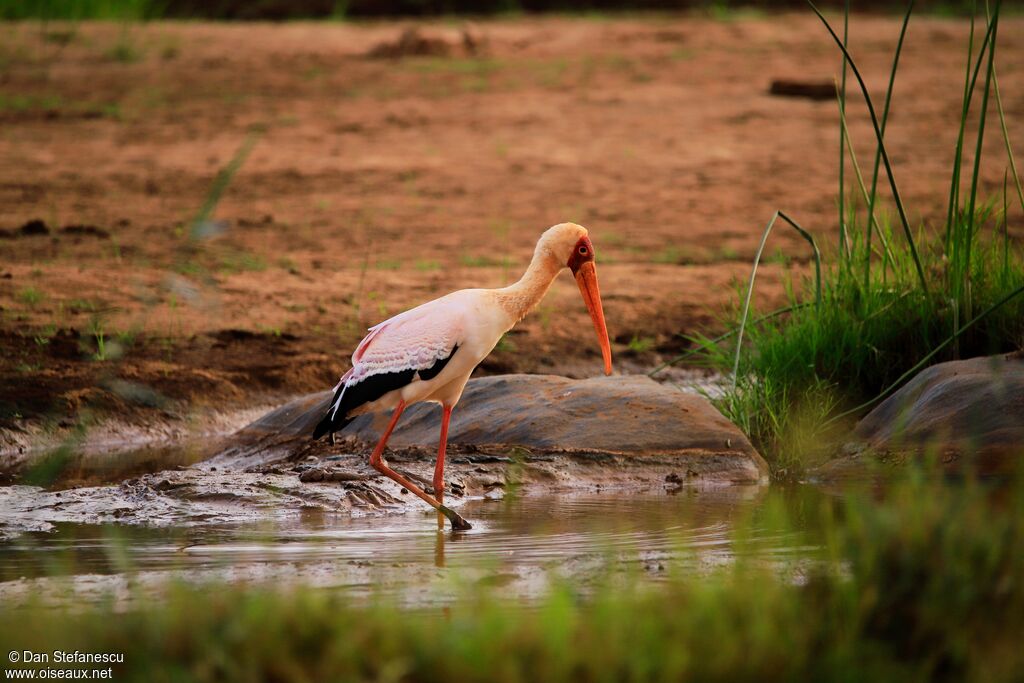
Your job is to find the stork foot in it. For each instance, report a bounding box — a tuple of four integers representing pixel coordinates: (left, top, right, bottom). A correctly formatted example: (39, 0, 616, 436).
(439, 505, 473, 531)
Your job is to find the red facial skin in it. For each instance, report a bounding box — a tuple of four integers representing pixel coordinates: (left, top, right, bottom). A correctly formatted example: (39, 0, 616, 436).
(566, 234, 612, 375)
(567, 235, 596, 274)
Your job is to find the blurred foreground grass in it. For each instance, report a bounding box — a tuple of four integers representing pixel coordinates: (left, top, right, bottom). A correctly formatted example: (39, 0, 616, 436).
(2, 465, 1022, 682)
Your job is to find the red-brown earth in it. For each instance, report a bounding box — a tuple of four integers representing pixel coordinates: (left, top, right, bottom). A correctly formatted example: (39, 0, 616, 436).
(2, 13, 1022, 445)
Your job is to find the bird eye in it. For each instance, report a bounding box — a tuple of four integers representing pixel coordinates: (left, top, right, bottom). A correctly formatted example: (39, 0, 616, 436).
(578, 246, 589, 255)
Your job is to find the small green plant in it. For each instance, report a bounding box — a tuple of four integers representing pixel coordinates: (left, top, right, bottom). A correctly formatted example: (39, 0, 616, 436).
(652, 246, 688, 264)
(33, 323, 58, 347)
(627, 335, 655, 353)
(716, 245, 739, 260)
(17, 286, 44, 308)
(406, 57, 503, 77)
(88, 317, 108, 361)
(414, 259, 441, 272)
(68, 298, 98, 313)
(494, 332, 516, 352)
(219, 250, 267, 274)
(158, 35, 180, 60)
(459, 253, 502, 268)
(43, 29, 76, 45)
(106, 27, 141, 63)
(0, 93, 120, 118)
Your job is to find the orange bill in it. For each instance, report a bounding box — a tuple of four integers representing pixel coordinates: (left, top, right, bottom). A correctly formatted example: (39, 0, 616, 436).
(574, 261, 613, 375)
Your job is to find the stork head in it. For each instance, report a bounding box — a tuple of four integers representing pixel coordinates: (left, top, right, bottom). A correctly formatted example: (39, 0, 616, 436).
(537, 223, 613, 376)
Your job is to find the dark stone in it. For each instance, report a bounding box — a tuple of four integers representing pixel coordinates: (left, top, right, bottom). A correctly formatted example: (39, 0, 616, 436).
(817, 352, 1024, 479)
(18, 219, 50, 236)
(61, 224, 110, 239)
(214, 374, 768, 483)
(769, 79, 837, 101)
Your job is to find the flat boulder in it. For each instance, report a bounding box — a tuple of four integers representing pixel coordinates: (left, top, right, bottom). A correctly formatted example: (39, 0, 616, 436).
(212, 374, 767, 484)
(818, 352, 1024, 478)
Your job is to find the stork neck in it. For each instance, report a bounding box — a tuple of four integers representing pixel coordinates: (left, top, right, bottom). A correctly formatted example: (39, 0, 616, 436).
(495, 250, 562, 325)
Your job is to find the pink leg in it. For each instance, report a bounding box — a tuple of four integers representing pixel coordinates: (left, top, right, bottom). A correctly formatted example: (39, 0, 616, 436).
(434, 404, 453, 503)
(369, 401, 471, 531)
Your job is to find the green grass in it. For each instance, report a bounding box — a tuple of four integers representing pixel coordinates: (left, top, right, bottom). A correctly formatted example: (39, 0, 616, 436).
(2, 467, 1023, 682)
(105, 35, 142, 63)
(87, 316, 110, 361)
(0, 93, 120, 118)
(405, 57, 505, 76)
(218, 249, 267, 274)
(459, 253, 505, 268)
(627, 335, 655, 353)
(16, 286, 44, 308)
(705, 219, 1024, 473)
(414, 259, 442, 271)
(0, 0, 158, 20)
(651, 245, 686, 264)
(659, 2, 1024, 476)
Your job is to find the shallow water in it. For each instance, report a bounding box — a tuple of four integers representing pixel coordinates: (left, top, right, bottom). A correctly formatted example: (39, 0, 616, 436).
(0, 485, 825, 603)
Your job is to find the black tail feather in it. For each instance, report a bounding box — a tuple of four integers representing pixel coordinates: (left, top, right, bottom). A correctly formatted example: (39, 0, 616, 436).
(312, 411, 351, 440)
(311, 367, 417, 440)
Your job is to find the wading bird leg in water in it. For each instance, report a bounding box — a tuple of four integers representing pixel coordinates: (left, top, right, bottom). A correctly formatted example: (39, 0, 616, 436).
(369, 401, 472, 530)
(434, 404, 453, 529)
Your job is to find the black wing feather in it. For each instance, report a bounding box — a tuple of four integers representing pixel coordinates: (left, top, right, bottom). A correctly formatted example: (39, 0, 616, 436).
(312, 345, 459, 440)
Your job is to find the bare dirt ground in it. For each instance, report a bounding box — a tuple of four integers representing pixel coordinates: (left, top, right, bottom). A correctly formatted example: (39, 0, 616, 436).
(2, 13, 1022, 442)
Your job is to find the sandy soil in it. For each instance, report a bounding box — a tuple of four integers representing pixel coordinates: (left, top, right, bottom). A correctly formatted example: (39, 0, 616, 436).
(2, 13, 1022, 437)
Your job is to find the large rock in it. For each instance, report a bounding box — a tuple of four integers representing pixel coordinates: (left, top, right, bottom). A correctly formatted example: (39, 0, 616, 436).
(818, 352, 1024, 478)
(211, 374, 768, 484)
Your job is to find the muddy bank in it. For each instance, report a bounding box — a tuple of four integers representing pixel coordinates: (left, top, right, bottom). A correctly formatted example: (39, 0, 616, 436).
(0, 451, 751, 542)
(0, 374, 765, 540)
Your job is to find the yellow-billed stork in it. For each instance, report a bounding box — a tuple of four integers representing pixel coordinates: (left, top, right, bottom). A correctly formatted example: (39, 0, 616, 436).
(312, 223, 612, 530)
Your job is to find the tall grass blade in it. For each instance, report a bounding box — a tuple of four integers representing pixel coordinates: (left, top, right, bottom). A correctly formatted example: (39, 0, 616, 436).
(189, 133, 260, 240)
(992, 72, 1024, 214)
(944, 6, 997, 249)
(837, 95, 896, 268)
(986, 0, 1024, 214)
(1004, 170, 1010, 276)
(731, 211, 821, 387)
(960, 0, 1001, 310)
(807, 0, 930, 299)
(992, 70, 1024, 214)
(837, 0, 850, 262)
(865, 0, 913, 285)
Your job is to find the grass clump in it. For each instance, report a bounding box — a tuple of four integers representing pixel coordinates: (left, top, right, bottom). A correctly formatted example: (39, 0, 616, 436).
(2, 468, 1023, 682)
(715, 219, 1023, 472)
(662, 2, 1024, 475)
(0, 0, 158, 20)
(17, 286, 44, 308)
